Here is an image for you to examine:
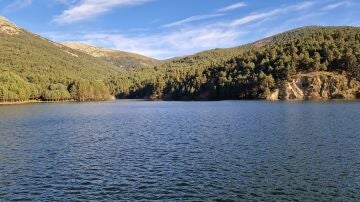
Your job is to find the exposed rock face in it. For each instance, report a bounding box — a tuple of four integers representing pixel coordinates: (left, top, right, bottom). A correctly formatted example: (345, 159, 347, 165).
(269, 72, 360, 100)
(269, 89, 280, 100)
(0, 16, 21, 35)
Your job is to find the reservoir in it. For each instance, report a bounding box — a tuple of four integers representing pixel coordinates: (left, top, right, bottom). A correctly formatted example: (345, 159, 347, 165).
(0, 101, 359, 201)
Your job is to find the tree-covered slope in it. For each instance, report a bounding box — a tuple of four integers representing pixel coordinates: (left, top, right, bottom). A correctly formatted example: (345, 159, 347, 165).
(0, 17, 121, 101)
(62, 42, 159, 69)
(107, 26, 360, 100)
(162, 26, 360, 70)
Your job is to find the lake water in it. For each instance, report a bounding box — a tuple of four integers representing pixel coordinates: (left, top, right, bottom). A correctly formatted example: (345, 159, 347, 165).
(0, 100, 359, 201)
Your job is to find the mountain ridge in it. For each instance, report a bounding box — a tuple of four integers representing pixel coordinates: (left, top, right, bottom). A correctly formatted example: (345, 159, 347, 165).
(62, 42, 159, 69)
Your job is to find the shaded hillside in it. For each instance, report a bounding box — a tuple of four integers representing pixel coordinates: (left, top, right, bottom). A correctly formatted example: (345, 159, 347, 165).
(62, 42, 159, 69)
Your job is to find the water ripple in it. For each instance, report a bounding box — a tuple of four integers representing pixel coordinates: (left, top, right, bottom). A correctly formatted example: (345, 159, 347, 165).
(0, 101, 359, 201)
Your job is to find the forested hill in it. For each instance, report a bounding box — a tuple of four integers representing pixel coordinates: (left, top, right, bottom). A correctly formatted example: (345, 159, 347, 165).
(110, 26, 360, 100)
(162, 26, 359, 70)
(0, 16, 124, 102)
(1, 17, 360, 102)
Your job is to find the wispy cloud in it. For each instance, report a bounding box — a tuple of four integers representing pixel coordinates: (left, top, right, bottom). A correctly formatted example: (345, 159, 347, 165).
(2, 0, 32, 14)
(230, 9, 281, 27)
(46, 1, 329, 59)
(162, 14, 224, 28)
(54, 0, 152, 24)
(294, 1, 315, 10)
(217, 2, 246, 12)
(162, 1, 247, 28)
(322, 1, 351, 11)
(230, 1, 315, 27)
(49, 24, 244, 59)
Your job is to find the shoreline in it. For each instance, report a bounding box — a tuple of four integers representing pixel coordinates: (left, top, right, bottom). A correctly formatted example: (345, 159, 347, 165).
(1, 98, 360, 106)
(0, 100, 75, 105)
(0, 98, 117, 105)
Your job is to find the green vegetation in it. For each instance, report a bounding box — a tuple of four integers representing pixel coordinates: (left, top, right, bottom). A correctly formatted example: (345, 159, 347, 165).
(0, 72, 34, 102)
(108, 26, 360, 100)
(0, 20, 359, 102)
(0, 17, 121, 102)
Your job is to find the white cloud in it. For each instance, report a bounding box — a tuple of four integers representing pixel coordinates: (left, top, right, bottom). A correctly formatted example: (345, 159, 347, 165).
(217, 2, 246, 12)
(230, 9, 281, 27)
(230, 1, 315, 27)
(162, 14, 224, 28)
(294, 1, 315, 10)
(161, 2, 247, 28)
(47, 1, 319, 59)
(322, 1, 351, 11)
(79, 25, 243, 59)
(2, 0, 32, 13)
(53, 0, 152, 24)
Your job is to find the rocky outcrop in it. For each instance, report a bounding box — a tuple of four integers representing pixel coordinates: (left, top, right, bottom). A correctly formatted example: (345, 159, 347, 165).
(269, 72, 360, 100)
(0, 16, 21, 35)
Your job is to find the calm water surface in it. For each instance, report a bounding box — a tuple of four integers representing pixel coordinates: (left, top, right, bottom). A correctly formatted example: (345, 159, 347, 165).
(0, 101, 359, 201)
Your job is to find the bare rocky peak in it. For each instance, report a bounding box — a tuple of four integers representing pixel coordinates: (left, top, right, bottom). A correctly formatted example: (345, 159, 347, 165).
(0, 16, 21, 35)
(62, 42, 158, 64)
(62, 42, 115, 57)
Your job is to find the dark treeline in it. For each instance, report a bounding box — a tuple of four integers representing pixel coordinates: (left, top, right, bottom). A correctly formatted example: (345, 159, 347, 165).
(1, 26, 360, 102)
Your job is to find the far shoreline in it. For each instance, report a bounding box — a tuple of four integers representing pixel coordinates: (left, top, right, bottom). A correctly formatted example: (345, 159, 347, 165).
(0, 100, 76, 106)
(1, 98, 360, 106)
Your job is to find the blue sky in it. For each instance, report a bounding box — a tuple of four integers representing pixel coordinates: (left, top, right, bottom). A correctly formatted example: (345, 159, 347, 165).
(1, 0, 359, 59)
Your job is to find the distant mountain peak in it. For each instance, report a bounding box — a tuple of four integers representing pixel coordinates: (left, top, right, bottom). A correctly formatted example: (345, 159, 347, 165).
(0, 16, 21, 35)
(62, 41, 159, 69)
(62, 42, 118, 57)
(0, 16, 10, 22)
